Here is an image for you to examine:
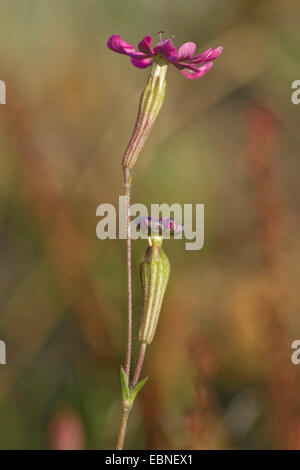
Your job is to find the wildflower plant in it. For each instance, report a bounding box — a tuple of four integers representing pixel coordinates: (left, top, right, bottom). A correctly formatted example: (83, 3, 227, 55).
(107, 32, 222, 450)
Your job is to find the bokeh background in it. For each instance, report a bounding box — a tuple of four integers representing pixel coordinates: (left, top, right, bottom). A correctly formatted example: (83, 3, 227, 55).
(0, 0, 300, 449)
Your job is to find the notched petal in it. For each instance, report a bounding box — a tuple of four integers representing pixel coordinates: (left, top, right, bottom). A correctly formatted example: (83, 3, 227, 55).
(179, 61, 214, 79)
(177, 42, 197, 61)
(107, 34, 136, 55)
(138, 35, 153, 55)
(187, 48, 213, 64)
(207, 46, 223, 60)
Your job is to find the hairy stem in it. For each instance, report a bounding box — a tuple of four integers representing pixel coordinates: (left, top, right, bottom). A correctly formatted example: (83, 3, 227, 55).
(117, 343, 147, 450)
(132, 343, 147, 388)
(124, 176, 132, 382)
(116, 407, 130, 450)
(117, 170, 148, 450)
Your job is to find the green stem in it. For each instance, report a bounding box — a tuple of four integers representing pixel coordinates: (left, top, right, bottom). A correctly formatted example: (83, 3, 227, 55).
(132, 343, 147, 388)
(117, 344, 148, 449)
(116, 406, 130, 450)
(124, 172, 132, 382)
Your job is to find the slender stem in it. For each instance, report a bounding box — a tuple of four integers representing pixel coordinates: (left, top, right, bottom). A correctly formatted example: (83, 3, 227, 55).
(117, 168, 133, 451)
(116, 407, 130, 450)
(117, 343, 148, 449)
(132, 343, 147, 387)
(117, 170, 147, 450)
(124, 178, 132, 382)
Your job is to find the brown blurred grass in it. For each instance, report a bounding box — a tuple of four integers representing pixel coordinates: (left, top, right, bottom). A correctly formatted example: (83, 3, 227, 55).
(0, 0, 300, 449)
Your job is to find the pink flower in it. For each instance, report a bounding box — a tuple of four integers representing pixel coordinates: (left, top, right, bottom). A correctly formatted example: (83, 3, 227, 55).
(107, 34, 222, 79)
(135, 216, 184, 237)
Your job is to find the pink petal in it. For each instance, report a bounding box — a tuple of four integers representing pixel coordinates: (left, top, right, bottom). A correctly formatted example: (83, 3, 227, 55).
(128, 51, 150, 60)
(131, 57, 153, 68)
(153, 38, 177, 58)
(107, 35, 136, 55)
(177, 42, 196, 60)
(190, 46, 223, 64)
(209, 46, 223, 60)
(188, 48, 213, 64)
(138, 35, 153, 55)
(178, 61, 214, 79)
(206, 46, 223, 60)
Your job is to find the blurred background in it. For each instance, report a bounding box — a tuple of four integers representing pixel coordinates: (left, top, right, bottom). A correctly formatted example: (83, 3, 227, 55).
(0, 0, 300, 449)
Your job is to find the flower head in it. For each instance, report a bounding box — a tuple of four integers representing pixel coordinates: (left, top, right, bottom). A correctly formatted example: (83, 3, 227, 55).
(135, 216, 184, 238)
(107, 33, 222, 79)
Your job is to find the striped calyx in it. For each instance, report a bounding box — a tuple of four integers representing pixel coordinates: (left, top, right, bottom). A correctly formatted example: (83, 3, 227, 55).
(122, 58, 167, 184)
(138, 237, 170, 345)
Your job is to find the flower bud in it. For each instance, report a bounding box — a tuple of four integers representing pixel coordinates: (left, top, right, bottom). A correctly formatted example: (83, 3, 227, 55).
(122, 58, 167, 184)
(138, 237, 170, 345)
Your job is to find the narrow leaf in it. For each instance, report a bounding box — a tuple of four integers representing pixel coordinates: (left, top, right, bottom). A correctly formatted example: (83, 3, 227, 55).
(130, 377, 148, 403)
(120, 366, 130, 401)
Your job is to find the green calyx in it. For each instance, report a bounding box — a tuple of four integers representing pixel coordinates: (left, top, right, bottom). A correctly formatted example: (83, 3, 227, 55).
(138, 241, 171, 345)
(121, 60, 168, 176)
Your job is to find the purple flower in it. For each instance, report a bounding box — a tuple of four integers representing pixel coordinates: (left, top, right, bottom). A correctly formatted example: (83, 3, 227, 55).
(107, 34, 222, 79)
(135, 216, 184, 237)
(135, 216, 161, 236)
(159, 218, 184, 236)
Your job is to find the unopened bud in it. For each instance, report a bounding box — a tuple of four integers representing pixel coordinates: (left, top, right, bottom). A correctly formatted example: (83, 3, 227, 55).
(138, 237, 170, 345)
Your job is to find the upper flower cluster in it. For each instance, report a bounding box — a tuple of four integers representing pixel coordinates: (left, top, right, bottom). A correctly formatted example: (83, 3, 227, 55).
(107, 34, 223, 79)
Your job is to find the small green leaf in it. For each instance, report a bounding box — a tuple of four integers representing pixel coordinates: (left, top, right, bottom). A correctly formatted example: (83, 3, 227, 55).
(120, 366, 130, 401)
(130, 377, 148, 403)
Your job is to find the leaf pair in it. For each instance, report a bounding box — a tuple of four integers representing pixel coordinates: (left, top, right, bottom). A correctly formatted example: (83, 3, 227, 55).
(120, 367, 148, 411)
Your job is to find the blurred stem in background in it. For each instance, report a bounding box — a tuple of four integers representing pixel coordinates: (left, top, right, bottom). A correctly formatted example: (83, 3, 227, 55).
(246, 104, 300, 449)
